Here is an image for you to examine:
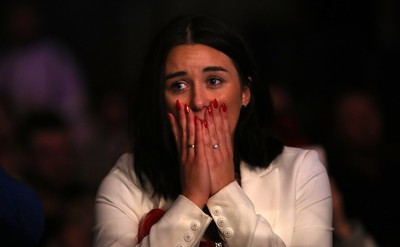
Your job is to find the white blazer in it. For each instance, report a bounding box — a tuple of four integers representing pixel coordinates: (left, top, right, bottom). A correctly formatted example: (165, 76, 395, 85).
(94, 146, 333, 247)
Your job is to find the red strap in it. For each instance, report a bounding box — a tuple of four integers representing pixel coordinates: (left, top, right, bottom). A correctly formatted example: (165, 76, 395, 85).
(137, 208, 166, 243)
(200, 240, 218, 247)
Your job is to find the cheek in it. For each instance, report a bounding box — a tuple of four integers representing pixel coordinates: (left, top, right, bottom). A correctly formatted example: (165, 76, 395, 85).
(166, 101, 175, 114)
(165, 94, 177, 112)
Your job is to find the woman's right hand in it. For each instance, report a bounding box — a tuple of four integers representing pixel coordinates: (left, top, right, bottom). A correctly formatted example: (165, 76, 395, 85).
(168, 100, 211, 209)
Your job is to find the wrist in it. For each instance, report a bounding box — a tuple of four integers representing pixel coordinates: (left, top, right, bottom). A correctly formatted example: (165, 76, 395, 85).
(182, 192, 208, 209)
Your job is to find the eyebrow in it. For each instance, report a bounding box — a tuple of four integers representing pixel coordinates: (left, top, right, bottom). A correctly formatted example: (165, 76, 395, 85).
(164, 66, 228, 80)
(204, 66, 228, 73)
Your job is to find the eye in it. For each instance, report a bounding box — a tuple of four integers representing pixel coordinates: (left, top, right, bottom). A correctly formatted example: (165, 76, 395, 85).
(169, 81, 188, 92)
(207, 77, 223, 87)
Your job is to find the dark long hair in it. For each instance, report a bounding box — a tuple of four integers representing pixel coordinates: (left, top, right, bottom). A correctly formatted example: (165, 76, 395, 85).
(129, 15, 283, 199)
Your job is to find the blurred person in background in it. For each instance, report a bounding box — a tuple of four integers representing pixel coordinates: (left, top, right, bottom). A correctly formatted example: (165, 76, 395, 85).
(0, 165, 45, 247)
(325, 85, 400, 247)
(16, 109, 87, 247)
(44, 190, 95, 247)
(0, 92, 22, 178)
(330, 177, 379, 247)
(269, 82, 313, 147)
(270, 82, 381, 247)
(78, 88, 130, 191)
(0, 1, 93, 148)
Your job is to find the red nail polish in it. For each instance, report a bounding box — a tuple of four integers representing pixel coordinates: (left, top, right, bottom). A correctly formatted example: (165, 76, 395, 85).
(204, 120, 208, 128)
(213, 98, 218, 108)
(194, 116, 199, 125)
(221, 103, 227, 112)
(176, 100, 181, 110)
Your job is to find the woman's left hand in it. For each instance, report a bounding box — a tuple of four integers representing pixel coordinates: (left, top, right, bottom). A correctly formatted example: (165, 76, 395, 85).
(168, 101, 211, 208)
(202, 99, 235, 196)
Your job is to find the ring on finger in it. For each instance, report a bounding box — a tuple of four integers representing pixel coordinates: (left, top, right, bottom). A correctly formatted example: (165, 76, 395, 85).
(187, 144, 195, 148)
(212, 144, 219, 149)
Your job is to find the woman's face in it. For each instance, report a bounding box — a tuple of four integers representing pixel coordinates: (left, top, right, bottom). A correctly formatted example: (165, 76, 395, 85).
(164, 44, 250, 134)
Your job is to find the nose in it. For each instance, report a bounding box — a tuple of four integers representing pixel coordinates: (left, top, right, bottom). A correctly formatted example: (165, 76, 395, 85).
(189, 84, 209, 112)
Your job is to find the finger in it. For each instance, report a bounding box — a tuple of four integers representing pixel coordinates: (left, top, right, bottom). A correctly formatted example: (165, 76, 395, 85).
(194, 116, 204, 157)
(209, 99, 223, 152)
(185, 104, 195, 158)
(176, 100, 188, 158)
(202, 116, 213, 164)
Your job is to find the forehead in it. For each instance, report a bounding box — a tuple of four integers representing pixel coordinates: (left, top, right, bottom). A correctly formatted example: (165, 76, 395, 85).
(165, 44, 235, 71)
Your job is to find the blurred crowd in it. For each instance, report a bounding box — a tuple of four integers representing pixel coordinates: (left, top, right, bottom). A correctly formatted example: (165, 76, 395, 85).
(270, 83, 400, 247)
(0, 2, 130, 246)
(0, 1, 399, 247)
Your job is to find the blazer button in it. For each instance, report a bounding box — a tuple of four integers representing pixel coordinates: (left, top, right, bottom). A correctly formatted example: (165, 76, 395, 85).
(216, 217, 227, 227)
(183, 231, 194, 242)
(176, 243, 186, 247)
(211, 206, 222, 216)
(190, 220, 201, 231)
(223, 228, 234, 238)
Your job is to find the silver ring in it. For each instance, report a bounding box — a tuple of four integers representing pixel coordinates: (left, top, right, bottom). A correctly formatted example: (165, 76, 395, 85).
(187, 144, 195, 148)
(212, 144, 219, 149)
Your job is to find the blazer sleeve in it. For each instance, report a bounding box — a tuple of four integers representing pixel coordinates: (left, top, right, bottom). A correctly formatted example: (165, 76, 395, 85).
(137, 196, 213, 247)
(290, 149, 333, 247)
(93, 154, 213, 247)
(206, 148, 333, 247)
(207, 182, 287, 247)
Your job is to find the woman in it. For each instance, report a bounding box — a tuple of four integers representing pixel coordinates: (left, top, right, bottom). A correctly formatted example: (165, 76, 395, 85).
(94, 15, 332, 247)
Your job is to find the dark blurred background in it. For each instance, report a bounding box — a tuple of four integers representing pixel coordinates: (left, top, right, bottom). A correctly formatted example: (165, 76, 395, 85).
(0, 0, 399, 247)
(2, 0, 398, 141)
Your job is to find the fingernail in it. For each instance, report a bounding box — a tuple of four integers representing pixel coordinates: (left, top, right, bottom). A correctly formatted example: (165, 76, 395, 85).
(204, 120, 208, 128)
(221, 103, 227, 112)
(213, 98, 218, 108)
(207, 106, 212, 116)
(176, 100, 181, 110)
(185, 104, 190, 113)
